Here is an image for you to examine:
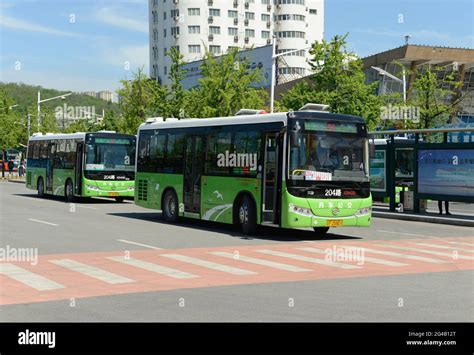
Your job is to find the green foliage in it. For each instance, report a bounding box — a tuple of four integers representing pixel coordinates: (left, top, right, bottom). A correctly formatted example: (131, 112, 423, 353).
(409, 66, 463, 129)
(280, 34, 383, 130)
(0, 89, 25, 149)
(185, 48, 268, 118)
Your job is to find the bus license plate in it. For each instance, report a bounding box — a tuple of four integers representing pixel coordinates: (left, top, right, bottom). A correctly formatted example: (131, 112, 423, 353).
(108, 192, 119, 197)
(327, 220, 343, 227)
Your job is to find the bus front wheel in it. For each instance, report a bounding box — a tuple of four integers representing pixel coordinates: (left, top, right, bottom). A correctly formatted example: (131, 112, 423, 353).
(37, 178, 45, 198)
(238, 195, 257, 236)
(313, 227, 329, 236)
(162, 190, 179, 223)
(115, 197, 125, 203)
(65, 179, 74, 202)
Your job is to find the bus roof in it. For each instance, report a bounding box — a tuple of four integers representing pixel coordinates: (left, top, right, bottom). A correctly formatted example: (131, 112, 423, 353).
(139, 112, 288, 131)
(139, 110, 366, 131)
(28, 132, 135, 142)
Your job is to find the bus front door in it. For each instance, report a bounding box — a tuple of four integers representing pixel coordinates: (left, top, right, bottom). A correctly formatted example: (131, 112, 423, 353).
(46, 142, 55, 193)
(184, 135, 204, 214)
(75, 142, 84, 195)
(262, 132, 280, 224)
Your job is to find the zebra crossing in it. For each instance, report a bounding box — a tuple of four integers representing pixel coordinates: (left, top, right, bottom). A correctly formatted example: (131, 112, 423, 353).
(1, 237, 473, 306)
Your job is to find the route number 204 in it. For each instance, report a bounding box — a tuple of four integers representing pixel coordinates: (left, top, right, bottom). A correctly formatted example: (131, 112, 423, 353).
(325, 189, 342, 197)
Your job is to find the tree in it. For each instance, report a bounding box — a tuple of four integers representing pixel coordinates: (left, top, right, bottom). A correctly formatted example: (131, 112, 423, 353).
(187, 48, 268, 118)
(280, 34, 383, 129)
(409, 65, 464, 129)
(0, 89, 25, 150)
(167, 47, 186, 118)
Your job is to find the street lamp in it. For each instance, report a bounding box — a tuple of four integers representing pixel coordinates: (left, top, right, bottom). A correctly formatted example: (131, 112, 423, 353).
(270, 36, 311, 113)
(37, 91, 72, 131)
(371, 66, 407, 103)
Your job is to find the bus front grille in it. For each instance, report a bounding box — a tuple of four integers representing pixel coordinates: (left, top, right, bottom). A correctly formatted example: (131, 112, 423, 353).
(26, 171, 32, 185)
(137, 180, 148, 201)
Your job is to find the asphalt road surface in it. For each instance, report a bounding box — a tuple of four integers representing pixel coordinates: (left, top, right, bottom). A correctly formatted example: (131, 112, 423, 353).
(1, 181, 473, 322)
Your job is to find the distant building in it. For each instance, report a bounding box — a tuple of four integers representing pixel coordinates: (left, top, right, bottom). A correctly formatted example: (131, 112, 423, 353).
(363, 44, 474, 117)
(149, 0, 324, 86)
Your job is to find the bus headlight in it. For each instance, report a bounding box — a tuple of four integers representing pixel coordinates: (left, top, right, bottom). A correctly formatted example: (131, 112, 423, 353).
(355, 207, 371, 216)
(289, 204, 313, 217)
(127, 186, 134, 191)
(86, 185, 100, 191)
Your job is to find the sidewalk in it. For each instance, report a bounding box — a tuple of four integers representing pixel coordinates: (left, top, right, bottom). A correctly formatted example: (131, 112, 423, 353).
(372, 202, 474, 227)
(1, 173, 26, 183)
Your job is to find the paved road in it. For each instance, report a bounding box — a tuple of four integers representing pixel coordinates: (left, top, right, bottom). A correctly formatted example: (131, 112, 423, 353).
(0, 181, 473, 321)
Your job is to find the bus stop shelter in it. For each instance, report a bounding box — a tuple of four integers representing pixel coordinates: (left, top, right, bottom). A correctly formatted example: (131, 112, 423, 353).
(369, 128, 474, 213)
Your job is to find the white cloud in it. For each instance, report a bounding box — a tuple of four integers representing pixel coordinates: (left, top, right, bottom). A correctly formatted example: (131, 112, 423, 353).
(0, 14, 77, 37)
(95, 7, 148, 33)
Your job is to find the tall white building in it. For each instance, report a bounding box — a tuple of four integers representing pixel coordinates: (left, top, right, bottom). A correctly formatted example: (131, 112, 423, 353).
(149, 0, 324, 86)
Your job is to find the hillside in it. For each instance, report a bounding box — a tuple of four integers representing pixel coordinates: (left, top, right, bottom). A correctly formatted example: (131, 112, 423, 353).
(0, 82, 121, 117)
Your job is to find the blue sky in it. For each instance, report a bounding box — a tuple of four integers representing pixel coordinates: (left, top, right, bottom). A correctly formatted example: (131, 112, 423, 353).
(1, 0, 473, 92)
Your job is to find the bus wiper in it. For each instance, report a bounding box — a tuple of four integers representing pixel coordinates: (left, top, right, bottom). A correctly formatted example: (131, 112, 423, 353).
(299, 183, 341, 192)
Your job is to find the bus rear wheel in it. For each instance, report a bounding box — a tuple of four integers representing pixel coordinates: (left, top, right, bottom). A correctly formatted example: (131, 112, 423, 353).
(37, 178, 45, 198)
(238, 195, 257, 236)
(162, 190, 179, 223)
(65, 180, 75, 202)
(313, 227, 329, 236)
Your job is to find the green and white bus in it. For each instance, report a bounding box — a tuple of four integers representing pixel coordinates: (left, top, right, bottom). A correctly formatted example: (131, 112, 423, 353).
(135, 105, 372, 235)
(26, 132, 136, 202)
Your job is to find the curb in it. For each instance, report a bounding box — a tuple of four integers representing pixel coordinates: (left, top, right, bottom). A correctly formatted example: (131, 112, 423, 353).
(373, 211, 474, 227)
(6, 179, 26, 184)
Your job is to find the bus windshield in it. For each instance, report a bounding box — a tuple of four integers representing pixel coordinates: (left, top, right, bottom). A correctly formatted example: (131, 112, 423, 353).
(85, 138, 135, 172)
(289, 124, 369, 182)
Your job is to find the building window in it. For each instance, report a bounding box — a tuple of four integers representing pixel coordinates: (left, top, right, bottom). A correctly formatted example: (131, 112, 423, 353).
(261, 14, 270, 21)
(209, 26, 221, 35)
(209, 8, 221, 17)
(261, 30, 270, 39)
(309, 9, 317, 15)
(228, 10, 238, 18)
(188, 25, 200, 34)
(170, 9, 179, 18)
(171, 27, 179, 36)
(261, 0, 270, 4)
(189, 45, 201, 54)
(245, 29, 255, 37)
(228, 27, 238, 36)
(209, 45, 221, 55)
(152, 10, 158, 23)
(245, 12, 255, 20)
(163, 29, 167, 37)
(153, 28, 158, 41)
(163, 11, 167, 20)
(188, 8, 200, 16)
(276, 31, 305, 38)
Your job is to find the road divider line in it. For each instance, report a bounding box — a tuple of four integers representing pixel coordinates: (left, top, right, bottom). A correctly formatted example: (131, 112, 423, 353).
(107, 256, 197, 279)
(297, 247, 409, 267)
(0, 263, 65, 291)
(374, 244, 474, 260)
(28, 219, 58, 226)
(377, 230, 431, 238)
(117, 239, 162, 250)
(160, 254, 256, 275)
(339, 245, 447, 263)
(412, 242, 474, 252)
(210, 251, 312, 272)
(256, 250, 361, 269)
(49, 259, 134, 284)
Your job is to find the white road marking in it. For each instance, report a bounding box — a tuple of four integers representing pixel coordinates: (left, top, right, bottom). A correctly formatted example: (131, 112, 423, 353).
(377, 230, 430, 238)
(297, 247, 409, 267)
(49, 259, 134, 284)
(412, 242, 474, 252)
(76, 205, 98, 210)
(339, 245, 447, 264)
(375, 244, 474, 260)
(107, 256, 197, 279)
(28, 219, 58, 226)
(160, 254, 256, 275)
(449, 241, 474, 247)
(0, 263, 65, 291)
(256, 250, 361, 269)
(210, 251, 312, 272)
(117, 239, 162, 250)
